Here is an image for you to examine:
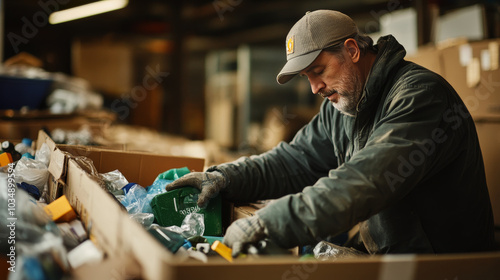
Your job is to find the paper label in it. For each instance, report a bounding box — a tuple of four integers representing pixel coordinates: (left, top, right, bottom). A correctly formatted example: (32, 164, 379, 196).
(481, 49, 491, 71)
(459, 44, 472, 67)
(467, 57, 481, 88)
(489, 41, 499, 70)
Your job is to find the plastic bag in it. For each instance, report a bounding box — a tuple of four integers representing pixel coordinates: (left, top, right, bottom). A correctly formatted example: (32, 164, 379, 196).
(154, 166, 190, 182)
(165, 213, 205, 238)
(120, 168, 192, 215)
(14, 157, 49, 193)
(99, 169, 129, 192)
(129, 213, 155, 228)
(120, 184, 148, 214)
(35, 142, 51, 167)
(313, 241, 367, 261)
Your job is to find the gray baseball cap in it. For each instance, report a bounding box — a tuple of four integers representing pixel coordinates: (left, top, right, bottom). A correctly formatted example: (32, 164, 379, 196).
(277, 10, 358, 84)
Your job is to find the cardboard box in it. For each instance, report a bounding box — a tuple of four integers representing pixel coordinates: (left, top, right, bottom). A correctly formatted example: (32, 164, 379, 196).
(35, 129, 207, 278)
(165, 252, 500, 280)
(475, 121, 500, 226)
(56, 144, 205, 188)
(405, 45, 444, 76)
(35, 130, 500, 280)
(36, 130, 68, 202)
(406, 38, 500, 120)
(440, 39, 500, 120)
(72, 40, 133, 97)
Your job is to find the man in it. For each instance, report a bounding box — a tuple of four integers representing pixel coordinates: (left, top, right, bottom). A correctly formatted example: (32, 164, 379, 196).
(167, 10, 495, 256)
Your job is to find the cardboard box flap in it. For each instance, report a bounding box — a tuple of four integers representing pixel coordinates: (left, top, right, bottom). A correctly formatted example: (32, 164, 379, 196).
(36, 129, 69, 202)
(58, 145, 205, 187)
(48, 147, 67, 181)
(36, 129, 56, 151)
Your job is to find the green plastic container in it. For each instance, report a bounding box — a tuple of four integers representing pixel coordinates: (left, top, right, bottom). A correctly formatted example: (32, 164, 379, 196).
(151, 187, 222, 236)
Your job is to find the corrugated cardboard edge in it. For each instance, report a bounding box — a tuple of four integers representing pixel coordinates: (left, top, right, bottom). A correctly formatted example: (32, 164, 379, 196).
(37, 130, 69, 202)
(64, 150, 179, 280)
(165, 251, 500, 280)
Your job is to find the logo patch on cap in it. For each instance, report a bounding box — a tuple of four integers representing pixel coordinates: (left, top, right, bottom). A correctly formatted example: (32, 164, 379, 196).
(286, 36, 294, 55)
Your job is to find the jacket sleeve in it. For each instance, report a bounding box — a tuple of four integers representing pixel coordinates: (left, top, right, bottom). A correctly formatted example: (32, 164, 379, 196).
(256, 74, 471, 248)
(214, 101, 339, 203)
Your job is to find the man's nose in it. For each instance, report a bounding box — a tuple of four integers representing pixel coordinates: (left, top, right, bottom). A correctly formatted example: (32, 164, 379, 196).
(310, 79, 325, 95)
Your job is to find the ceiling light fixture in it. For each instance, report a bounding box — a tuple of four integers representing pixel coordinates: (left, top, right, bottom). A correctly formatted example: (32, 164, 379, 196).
(49, 0, 129, 24)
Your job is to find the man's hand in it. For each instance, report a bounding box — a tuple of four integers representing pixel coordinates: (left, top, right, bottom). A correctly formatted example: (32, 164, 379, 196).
(223, 215, 267, 258)
(165, 171, 226, 208)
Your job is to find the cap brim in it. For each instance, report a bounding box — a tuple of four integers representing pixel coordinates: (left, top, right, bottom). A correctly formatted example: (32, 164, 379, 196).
(276, 50, 322, 84)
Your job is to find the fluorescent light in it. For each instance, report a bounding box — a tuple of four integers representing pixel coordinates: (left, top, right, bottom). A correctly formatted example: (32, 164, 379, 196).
(49, 0, 128, 24)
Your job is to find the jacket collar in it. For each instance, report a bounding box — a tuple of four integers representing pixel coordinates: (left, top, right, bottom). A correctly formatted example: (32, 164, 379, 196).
(356, 35, 407, 113)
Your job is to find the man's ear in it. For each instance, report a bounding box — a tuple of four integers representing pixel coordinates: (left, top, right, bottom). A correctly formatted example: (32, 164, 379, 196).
(344, 38, 360, 63)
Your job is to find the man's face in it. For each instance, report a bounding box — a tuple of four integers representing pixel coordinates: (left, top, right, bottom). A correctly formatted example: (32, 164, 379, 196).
(300, 49, 363, 116)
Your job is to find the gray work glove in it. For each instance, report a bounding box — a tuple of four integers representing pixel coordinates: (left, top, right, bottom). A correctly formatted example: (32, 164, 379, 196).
(165, 170, 226, 208)
(223, 215, 267, 258)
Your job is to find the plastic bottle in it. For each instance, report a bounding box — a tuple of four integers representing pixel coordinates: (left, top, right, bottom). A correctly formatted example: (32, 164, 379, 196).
(15, 138, 34, 157)
(1, 141, 21, 161)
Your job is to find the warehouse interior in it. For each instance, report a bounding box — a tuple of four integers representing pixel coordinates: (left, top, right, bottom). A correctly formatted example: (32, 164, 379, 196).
(1, 0, 500, 279)
(5, 0, 495, 141)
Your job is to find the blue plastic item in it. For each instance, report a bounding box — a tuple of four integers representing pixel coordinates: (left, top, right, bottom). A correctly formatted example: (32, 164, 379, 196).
(22, 152, 35, 159)
(22, 138, 33, 146)
(0, 75, 53, 110)
(17, 182, 41, 200)
(121, 182, 137, 194)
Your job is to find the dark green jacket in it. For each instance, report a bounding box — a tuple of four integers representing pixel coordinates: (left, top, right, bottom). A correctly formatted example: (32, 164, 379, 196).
(215, 35, 495, 254)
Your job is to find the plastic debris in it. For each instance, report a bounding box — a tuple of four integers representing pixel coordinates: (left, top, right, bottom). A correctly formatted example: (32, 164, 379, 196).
(195, 243, 210, 254)
(129, 213, 155, 228)
(187, 247, 208, 263)
(165, 213, 205, 238)
(17, 182, 41, 200)
(154, 166, 190, 182)
(99, 169, 129, 192)
(120, 184, 150, 214)
(14, 157, 49, 194)
(151, 186, 222, 236)
(313, 241, 367, 261)
(34, 142, 51, 167)
(211, 240, 233, 263)
(15, 138, 34, 157)
(147, 224, 185, 253)
(0, 179, 70, 278)
(44, 195, 77, 223)
(67, 240, 104, 269)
